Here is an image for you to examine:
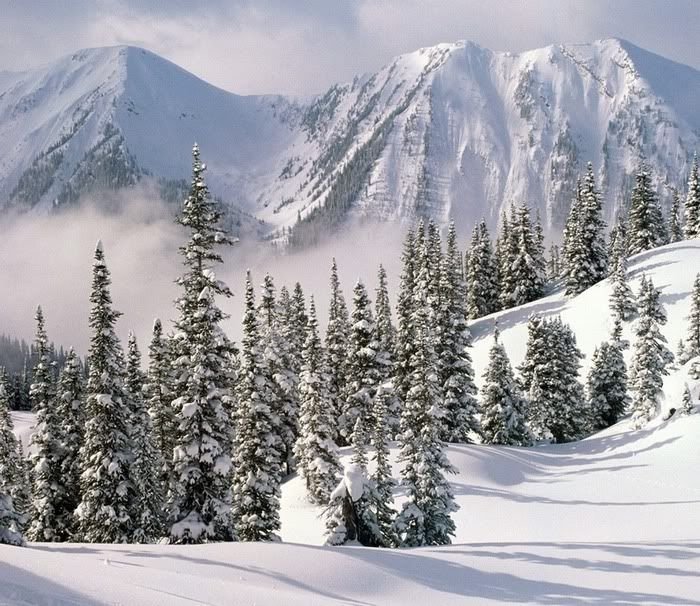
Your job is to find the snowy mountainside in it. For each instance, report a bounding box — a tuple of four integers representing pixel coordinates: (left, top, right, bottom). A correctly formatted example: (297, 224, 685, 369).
(1, 39, 699, 243)
(5, 241, 700, 605)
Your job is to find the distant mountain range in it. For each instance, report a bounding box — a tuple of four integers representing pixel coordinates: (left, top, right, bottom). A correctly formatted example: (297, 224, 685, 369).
(0, 39, 698, 243)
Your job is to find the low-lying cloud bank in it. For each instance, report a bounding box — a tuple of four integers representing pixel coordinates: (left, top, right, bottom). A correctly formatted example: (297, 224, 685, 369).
(0, 188, 407, 355)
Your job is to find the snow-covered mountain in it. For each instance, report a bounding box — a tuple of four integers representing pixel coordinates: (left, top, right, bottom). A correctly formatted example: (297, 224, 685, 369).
(1, 39, 699, 243)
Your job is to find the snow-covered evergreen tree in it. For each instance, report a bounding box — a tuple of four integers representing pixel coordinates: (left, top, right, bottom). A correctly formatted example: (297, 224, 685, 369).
(609, 243, 636, 322)
(669, 191, 683, 243)
(232, 272, 282, 542)
(27, 306, 68, 541)
(324, 259, 350, 446)
(684, 154, 700, 239)
(439, 222, 480, 442)
(76, 242, 133, 543)
(126, 333, 163, 543)
(258, 273, 297, 476)
(342, 281, 381, 443)
(481, 331, 530, 446)
(627, 165, 667, 254)
(168, 144, 236, 544)
(295, 298, 342, 505)
(324, 463, 369, 546)
(587, 331, 630, 431)
(395, 235, 457, 547)
(394, 228, 418, 414)
(680, 384, 695, 416)
(466, 220, 498, 318)
(370, 390, 397, 547)
(630, 276, 673, 427)
(510, 205, 545, 306)
(520, 316, 587, 442)
(684, 273, 700, 361)
(374, 265, 400, 436)
(607, 219, 628, 278)
(55, 348, 84, 538)
(565, 163, 607, 295)
(0, 371, 25, 545)
(144, 319, 174, 497)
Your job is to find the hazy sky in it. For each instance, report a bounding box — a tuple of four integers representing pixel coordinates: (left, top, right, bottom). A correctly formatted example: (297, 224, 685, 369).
(1, 0, 698, 95)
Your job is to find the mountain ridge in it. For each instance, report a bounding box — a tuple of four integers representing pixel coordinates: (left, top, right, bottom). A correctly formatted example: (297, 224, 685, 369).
(0, 39, 698, 243)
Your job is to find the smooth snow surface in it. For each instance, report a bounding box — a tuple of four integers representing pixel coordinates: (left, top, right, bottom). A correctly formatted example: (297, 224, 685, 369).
(4, 241, 700, 604)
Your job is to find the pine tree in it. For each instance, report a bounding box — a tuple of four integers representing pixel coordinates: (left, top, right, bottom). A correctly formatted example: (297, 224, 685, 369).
(680, 384, 694, 416)
(565, 163, 608, 295)
(499, 207, 521, 309)
(342, 281, 381, 443)
(394, 234, 457, 547)
(325, 259, 350, 446)
(481, 331, 530, 446)
(76, 242, 133, 543)
(684, 154, 700, 239)
(609, 244, 636, 322)
(394, 228, 418, 416)
(258, 273, 297, 476)
(520, 316, 587, 442)
(627, 165, 667, 254)
(232, 272, 282, 542)
(126, 333, 163, 543)
(669, 190, 683, 243)
(324, 463, 368, 546)
(439, 222, 480, 442)
(587, 331, 630, 431)
(295, 298, 342, 505)
(607, 219, 628, 278)
(370, 391, 397, 547)
(510, 205, 545, 306)
(684, 273, 700, 360)
(55, 349, 84, 538)
(374, 265, 400, 436)
(168, 144, 236, 543)
(28, 306, 69, 541)
(144, 319, 174, 497)
(466, 220, 498, 318)
(0, 371, 25, 545)
(630, 276, 673, 427)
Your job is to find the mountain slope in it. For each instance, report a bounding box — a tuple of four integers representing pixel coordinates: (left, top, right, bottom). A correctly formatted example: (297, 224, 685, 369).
(1, 40, 699, 243)
(6, 241, 700, 605)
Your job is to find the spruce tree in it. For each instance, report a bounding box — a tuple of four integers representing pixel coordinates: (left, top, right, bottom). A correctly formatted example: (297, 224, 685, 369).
(126, 333, 163, 543)
(609, 243, 636, 322)
(395, 235, 457, 547)
(394, 228, 417, 415)
(520, 316, 587, 442)
(0, 371, 25, 545)
(684, 154, 700, 239)
(55, 349, 84, 538)
(680, 384, 694, 416)
(630, 276, 673, 427)
(324, 463, 368, 546)
(144, 319, 174, 497)
(324, 259, 350, 446)
(587, 332, 630, 431)
(259, 273, 297, 476)
(370, 390, 397, 547)
(627, 165, 667, 254)
(342, 281, 381, 443)
(295, 298, 342, 505)
(232, 272, 282, 542)
(510, 205, 544, 306)
(607, 219, 628, 278)
(684, 273, 700, 360)
(168, 144, 236, 543)
(669, 191, 683, 243)
(481, 331, 530, 446)
(27, 306, 68, 541)
(439, 222, 479, 442)
(565, 163, 607, 295)
(374, 264, 400, 436)
(466, 220, 498, 318)
(76, 242, 133, 543)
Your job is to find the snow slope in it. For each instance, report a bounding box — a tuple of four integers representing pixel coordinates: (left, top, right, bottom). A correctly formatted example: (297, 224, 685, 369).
(1, 39, 699, 242)
(4, 241, 700, 604)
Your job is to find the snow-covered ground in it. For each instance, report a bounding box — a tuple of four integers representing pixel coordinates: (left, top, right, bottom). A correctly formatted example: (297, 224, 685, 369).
(3, 240, 700, 605)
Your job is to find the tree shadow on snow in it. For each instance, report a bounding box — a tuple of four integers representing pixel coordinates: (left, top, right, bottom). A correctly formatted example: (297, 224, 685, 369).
(0, 563, 101, 605)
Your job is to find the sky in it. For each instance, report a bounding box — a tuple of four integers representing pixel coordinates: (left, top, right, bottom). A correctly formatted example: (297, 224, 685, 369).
(0, 0, 698, 96)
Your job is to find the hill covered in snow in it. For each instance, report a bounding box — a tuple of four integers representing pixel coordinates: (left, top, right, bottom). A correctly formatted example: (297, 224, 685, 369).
(1, 40, 699, 243)
(3, 239, 699, 605)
